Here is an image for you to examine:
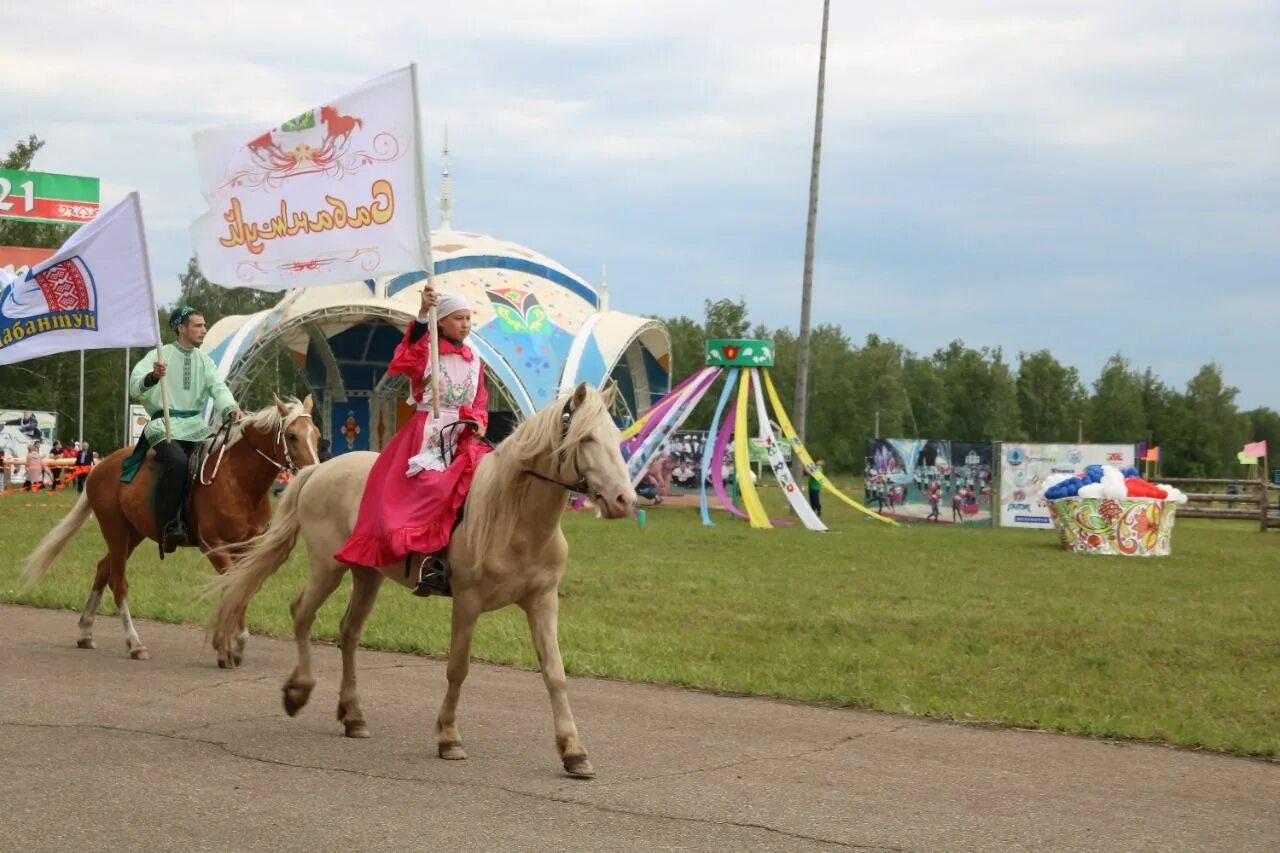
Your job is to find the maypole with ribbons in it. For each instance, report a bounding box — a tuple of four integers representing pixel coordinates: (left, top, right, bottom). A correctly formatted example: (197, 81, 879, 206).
(624, 339, 899, 529)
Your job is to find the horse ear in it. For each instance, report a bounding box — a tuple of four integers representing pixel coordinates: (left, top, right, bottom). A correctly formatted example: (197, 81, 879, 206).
(303, 394, 314, 413)
(601, 383, 619, 408)
(273, 394, 289, 416)
(572, 381, 589, 408)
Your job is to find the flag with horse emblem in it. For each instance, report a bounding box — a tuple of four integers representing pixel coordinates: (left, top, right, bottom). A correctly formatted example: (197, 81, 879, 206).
(0, 192, 156, 365)
(191, 66, 426, 290)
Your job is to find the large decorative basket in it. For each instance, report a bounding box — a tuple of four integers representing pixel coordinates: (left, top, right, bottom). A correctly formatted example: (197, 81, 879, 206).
(1046, 497, 1177, 557)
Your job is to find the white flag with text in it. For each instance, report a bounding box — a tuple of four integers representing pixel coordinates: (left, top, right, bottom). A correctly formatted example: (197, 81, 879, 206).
(191, 66, 426, 290)
(0, 192, 157, 365)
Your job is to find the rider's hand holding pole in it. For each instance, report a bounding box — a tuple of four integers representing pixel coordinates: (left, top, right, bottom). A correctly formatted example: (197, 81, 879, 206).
(420, 286, 441, 419)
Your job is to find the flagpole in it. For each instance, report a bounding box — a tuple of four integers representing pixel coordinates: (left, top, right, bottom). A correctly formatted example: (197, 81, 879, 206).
(130, 194, 171, 441)
(78, 349, 84, 444)
(409, 63, 441, 419)
(124, 348, 131, 449)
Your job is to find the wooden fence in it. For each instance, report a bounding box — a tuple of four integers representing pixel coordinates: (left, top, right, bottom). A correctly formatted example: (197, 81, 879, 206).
(1159, 476, 1280, 531)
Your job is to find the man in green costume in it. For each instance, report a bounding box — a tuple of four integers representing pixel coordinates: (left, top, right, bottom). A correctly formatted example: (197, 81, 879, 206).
(128, 306, 243, 551)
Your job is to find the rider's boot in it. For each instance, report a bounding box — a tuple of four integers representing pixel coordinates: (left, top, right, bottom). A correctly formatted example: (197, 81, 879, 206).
(161, 518, 188, 553)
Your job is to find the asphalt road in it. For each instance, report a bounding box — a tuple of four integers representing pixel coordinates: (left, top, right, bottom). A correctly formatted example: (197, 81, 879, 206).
(2, 604, 1276, 852)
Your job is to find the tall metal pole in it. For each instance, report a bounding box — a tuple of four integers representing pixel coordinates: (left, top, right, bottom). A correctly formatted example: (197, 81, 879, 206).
(793, 0, 830, 465)
(78, 350, 85, 444)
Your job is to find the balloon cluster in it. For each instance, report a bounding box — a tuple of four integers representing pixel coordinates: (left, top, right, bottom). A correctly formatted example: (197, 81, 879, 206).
(1041, 465, 1187, 503)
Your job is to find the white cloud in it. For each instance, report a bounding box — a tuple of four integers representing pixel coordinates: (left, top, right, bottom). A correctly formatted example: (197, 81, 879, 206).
(5, 0, 1277, 406)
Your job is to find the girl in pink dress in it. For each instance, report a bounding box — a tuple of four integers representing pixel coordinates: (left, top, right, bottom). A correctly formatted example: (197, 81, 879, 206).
(335, 286, 491, 596)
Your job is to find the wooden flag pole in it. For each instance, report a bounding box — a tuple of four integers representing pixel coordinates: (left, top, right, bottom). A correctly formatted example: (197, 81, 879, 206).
(132, 194, 172, 441)
(409, 62, 441, 419)
(1261, 449, 1270, 533)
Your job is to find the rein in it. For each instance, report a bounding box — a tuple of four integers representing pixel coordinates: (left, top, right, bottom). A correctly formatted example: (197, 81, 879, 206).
(201, 412, 313, 484)
(198, 419, 235, 486)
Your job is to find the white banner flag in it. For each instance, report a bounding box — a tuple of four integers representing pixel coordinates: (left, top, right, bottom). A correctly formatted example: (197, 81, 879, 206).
(191, 66, 426, 290)
(0, 192, 158, 365)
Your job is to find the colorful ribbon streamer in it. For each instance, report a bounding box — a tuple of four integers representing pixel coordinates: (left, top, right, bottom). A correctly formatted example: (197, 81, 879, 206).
(761, 370, 899, 526)
(733, 371, 772, 529)
(750, 368, 826, 531)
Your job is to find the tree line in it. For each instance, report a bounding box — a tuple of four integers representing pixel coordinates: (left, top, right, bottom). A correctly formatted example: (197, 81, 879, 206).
(661, 297, 1279, 477)
(4, 135, 1275, 476)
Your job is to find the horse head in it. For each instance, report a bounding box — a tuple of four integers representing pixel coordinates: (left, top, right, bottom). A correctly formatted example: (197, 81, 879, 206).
(557, 382, 636, 519)
(236, 395, 321, 471)
(272, 394, 321, 469)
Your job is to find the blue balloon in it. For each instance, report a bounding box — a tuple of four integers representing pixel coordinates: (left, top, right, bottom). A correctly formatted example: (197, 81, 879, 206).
(1046, 476, 1084, 500)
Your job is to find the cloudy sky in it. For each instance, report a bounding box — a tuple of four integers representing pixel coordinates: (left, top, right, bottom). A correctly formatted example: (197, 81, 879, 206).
(9, 0, 1278, 407)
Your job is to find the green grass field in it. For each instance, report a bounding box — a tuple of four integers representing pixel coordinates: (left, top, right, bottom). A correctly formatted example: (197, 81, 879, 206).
(3, 483, 1277, 757)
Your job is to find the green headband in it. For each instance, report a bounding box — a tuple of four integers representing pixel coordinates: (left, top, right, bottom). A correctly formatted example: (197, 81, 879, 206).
(168, 305, 199, 332)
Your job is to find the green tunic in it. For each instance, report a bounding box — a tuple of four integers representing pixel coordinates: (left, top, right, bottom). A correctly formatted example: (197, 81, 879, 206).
(129, 343, 239, 444)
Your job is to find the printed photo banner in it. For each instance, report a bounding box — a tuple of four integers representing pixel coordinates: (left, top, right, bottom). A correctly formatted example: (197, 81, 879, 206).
(998, 442, 1135, 529)
(863, 438, 995, 526)
(0, 409, 57, 467)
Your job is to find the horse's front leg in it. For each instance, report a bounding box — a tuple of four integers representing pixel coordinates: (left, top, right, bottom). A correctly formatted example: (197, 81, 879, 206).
(435, 595, 481, 760)
(523, 587, 593, 778)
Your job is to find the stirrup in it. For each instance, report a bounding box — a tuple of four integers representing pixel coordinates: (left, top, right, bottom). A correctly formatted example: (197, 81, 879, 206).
(413, 555, 452, 598)
(161, 519, 188, 553)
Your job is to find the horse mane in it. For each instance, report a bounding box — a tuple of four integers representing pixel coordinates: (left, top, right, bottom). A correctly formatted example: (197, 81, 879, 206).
(226, 397, 306, 449)
(460, 387, 610, 554)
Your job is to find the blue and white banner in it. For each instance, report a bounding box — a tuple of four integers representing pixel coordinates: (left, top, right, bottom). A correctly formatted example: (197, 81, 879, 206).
(0, 192, 156, 365)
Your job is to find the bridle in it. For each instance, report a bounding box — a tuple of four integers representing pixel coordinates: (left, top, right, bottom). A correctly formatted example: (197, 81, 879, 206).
(200, 411, 313, 485)
(244, 412, 313, 473)
(522, 397, 592, 496)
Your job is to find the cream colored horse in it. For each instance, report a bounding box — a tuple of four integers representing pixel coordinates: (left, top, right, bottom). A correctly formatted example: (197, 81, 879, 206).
(209, 383, 636, 778)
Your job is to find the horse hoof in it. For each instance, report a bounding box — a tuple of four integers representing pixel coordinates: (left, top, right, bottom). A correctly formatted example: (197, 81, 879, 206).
(282, 686, 309, 717)
(438, 741, 467, 760)
(344, 721, 370, 739)
(76, 639, 96, 650)
(231, 653, 244, 668)
(562, 755, 595, 779)
(130, 648, 150, 661)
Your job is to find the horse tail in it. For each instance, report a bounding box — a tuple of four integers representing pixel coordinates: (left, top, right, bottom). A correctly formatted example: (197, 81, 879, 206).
(207, 463, 319, 654)
(20, 491, 94, 591)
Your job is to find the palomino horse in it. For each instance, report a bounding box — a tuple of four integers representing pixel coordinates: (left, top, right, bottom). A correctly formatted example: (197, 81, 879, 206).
(209, 383, 636, 778)
(22, 396, 320, 664)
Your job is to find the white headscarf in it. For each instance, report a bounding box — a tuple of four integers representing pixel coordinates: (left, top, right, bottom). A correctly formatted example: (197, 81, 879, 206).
(435, 291, 470, 319)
